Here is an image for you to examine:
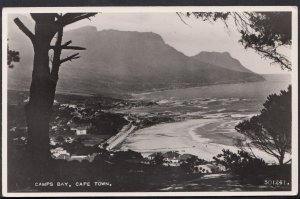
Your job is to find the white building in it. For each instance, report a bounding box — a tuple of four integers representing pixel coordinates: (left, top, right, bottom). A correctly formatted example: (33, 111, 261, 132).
(51, 147, 70, 159)
(194, 164, 226, 174)
(70, 123, 92, 135)
(194, 165, 213, 174)
(75, 128, 87, 135)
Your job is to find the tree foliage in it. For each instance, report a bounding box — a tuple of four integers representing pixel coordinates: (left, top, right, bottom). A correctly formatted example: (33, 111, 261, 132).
(213, 149, 267, 174)
(235, 86, 291, 165)
(179, 156, 206, 174)
(150, 152, 164, 166)
(7, 45, 20, 68)
(182, 12, 292, 70)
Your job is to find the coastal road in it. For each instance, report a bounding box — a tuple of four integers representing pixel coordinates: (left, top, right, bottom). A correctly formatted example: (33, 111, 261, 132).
(105, 123, 136, 150)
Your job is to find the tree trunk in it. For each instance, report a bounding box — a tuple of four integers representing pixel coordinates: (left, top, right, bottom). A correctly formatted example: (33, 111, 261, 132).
(20, 13, 91, 163)
(278, 154, 284, 165)
(25, 17, 57, 163)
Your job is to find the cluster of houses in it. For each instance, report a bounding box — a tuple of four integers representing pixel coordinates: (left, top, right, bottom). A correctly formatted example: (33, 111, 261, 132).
(50, 147, 98, 162)
(147, 151, 226, 174)
(50, 147, 226, 174)
(49, 102, 94, 137)
(48, 101, 226, 174)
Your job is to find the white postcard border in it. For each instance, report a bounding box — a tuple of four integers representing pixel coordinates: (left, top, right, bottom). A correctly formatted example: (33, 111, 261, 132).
(2, 6, 298, 197)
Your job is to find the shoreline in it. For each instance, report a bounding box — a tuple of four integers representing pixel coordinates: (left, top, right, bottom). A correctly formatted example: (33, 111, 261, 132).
(130, 79, 266, 97)
(119, 118, 229, 159)
(119, 118, 280, 163)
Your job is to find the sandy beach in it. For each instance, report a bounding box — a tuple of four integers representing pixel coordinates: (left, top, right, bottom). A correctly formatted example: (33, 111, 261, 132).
(121, 119, 233, 159)
(120, 118, 280, 163)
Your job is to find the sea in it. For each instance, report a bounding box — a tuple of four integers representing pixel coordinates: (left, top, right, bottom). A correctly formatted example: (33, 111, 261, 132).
(119, 74, 292, 161)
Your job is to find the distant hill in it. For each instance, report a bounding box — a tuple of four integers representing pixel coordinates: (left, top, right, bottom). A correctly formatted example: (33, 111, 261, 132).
(191, 51, 253, 73)
(8, 16, 264, 95)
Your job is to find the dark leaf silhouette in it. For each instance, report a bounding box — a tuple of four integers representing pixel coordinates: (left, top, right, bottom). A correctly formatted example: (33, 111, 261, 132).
(182, 12, 291, 70)
(235, 86, 291, 165)
(7, 45, 20, 68)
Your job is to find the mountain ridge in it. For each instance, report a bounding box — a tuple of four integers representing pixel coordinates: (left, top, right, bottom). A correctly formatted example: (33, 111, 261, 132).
(8, 23, 264, 95)
(191, 51, 253, 73)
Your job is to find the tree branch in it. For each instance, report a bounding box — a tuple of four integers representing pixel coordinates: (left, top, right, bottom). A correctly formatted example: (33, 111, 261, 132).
(176, 12, 191, 27)
(57, 13, 97, 26)
(246, 142, 258, 159)
(50, 46, 86, 50)
(284, 158, 292, 164)
(51, 26, 64, 78)
(252, 47, 291, 70)
(60, 53, 80, 64)
(62, 40, 72, 47)
(14, 18, 35, 44)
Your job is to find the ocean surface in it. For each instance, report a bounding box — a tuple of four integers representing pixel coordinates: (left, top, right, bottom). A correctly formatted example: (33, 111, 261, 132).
(120, 74, 291, 161)
(132, 74, 291, 103)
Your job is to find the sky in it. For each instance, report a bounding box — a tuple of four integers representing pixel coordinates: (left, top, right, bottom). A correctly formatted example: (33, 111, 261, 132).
(17, 13, 292, 74)
(65, 13, 291, 74)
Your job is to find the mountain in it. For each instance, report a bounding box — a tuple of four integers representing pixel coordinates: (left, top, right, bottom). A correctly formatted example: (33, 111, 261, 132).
(191, 51, 253, 73)
(8, 19, 264, 95)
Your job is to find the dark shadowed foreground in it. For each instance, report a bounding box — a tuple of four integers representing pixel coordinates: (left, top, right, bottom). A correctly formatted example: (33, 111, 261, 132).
(8, 143, 291, 192)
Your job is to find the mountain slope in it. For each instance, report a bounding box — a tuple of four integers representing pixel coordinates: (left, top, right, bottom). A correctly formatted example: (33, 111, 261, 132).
(192, 51, 253, 73)
(8, 22, 264, 95)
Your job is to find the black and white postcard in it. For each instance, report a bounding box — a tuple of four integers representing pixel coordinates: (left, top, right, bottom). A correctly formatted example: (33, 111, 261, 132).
(2, 6, 298, 197)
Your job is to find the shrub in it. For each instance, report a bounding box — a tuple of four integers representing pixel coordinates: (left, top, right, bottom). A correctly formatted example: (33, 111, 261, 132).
(213, 149, 267, 175)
